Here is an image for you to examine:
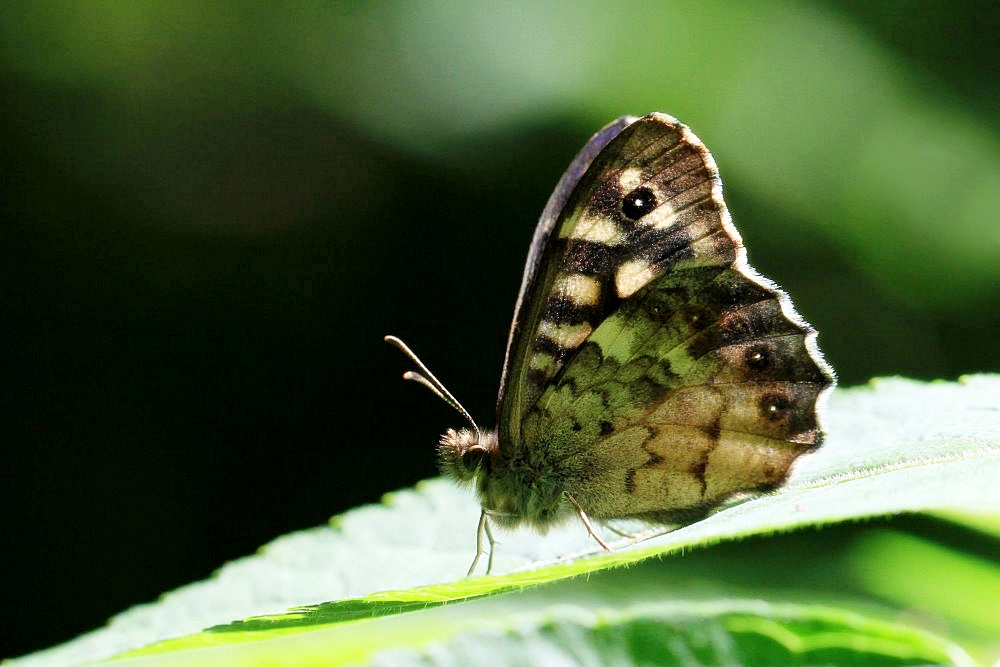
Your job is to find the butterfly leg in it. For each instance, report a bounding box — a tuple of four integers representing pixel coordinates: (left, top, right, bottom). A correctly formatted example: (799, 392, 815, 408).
(484, 515, 497, 574)
(467, 508, 497, 576)
(564, 492, 611, 551)
(605, 523, 641, 539)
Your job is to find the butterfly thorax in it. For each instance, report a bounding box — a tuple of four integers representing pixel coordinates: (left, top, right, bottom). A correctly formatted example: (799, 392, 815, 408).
(439, 427, 568, 530)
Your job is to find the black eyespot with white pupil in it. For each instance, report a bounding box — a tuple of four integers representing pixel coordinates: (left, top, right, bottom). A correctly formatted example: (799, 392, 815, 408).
(760, 393, 792, 422)
(744, 345, 772, 371)
(622, 186, 658, 220)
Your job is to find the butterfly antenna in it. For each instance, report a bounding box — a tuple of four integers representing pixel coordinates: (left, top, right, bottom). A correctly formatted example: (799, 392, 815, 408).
(384, 335, 483, 440)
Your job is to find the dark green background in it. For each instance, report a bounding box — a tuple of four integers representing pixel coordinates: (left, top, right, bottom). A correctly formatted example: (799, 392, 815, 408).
(4, 1, 999, 658)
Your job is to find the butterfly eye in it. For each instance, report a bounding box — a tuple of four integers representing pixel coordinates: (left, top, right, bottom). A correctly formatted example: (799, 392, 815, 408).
(621, 186, 658, 220)
(462, 447, 488, 473)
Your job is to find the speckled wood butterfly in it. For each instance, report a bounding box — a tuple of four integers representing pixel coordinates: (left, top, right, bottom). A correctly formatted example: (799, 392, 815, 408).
(388, 113, 834, 575)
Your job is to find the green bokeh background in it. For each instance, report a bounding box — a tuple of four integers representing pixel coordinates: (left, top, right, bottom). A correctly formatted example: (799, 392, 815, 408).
(3, 0, 999, 658)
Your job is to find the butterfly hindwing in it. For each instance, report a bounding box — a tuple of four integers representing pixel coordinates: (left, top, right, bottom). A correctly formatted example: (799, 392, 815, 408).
(525, 267, 830, 520)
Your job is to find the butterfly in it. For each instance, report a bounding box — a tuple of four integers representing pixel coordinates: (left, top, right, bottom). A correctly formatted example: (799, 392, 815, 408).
(387, 112, 834, 575)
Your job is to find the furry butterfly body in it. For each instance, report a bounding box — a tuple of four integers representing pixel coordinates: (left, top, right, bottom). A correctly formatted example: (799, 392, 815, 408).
(388, 113, 834, 574)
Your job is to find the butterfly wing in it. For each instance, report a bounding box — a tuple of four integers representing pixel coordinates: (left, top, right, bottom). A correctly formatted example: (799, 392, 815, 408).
(497, 115, 634, 440)
(498, 113, 834, 518)
(498, 113, 739, 443)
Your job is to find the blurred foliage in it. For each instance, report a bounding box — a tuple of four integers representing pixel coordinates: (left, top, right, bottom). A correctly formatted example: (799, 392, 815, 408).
(2, 0, 999, 660)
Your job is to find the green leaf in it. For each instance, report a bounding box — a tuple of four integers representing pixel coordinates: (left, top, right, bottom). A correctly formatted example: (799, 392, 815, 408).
(11, 376, 998, 666)
(124, 598, 976, 667)
(845, 529, 1000, 638)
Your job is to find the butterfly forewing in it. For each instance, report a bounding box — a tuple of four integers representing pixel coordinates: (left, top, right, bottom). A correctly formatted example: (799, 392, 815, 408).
(504, 113, 833, 521)
(499, 114, 740, 444)
(497, 116, 636, 447)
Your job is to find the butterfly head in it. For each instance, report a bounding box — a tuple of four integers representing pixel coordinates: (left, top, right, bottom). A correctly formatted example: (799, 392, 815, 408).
(438, 427, 498, 483)
(385, 335, 500, 484)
